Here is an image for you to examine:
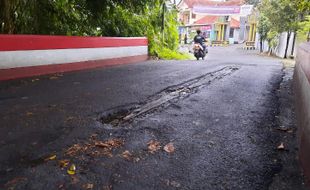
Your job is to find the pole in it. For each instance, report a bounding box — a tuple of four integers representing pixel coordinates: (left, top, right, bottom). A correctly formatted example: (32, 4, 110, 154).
(249, 24, 253, 41)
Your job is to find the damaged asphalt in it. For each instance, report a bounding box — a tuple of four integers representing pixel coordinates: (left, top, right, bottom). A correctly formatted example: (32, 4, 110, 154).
(0, 46, 307, 190)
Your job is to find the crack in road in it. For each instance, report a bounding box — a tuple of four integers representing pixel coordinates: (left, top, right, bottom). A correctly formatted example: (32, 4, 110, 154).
(99, 66, 240, 127)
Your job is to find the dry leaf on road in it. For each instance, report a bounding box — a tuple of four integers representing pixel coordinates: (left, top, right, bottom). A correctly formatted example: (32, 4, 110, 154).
(49, 76, 59, 80)
(164, 143, 175, 153)
(44, 154, 57, 161)
(4, 177, 27, 188)
(277, 142, 285, 150)
(122, 150, 132, 160)
(67, 164, 76, 175)
(26, 112, 33, 116)
(59, 159, 70, 168)
(95, 139, 123, 149)
(147, 140, 161, 153)
(166, 180, 181, 188)
(83, 183, 94, 189)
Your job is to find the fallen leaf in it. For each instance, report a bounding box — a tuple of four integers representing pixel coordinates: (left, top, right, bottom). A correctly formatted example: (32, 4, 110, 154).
(49, 76, 59, 80)
(44, 154, 57, 161)
(59, 159, 70, 168)
(26, 112, 33, 116)
(287, 129, 294, 133)
(208, 140, 215, 145)
(83, 183, 94, 189)
(71, 175, 79, 184)
(147, 140, 161, 153)
(164, 143, 175, 153)
(4, 177, 27, 187)
(277, 143, 285, 150)
(94, 142, 110, 148)
(95, 139, 123, 149)
(121, 150, 132, 160)
(58, 184, 64, 189)
(65, 116, 75, 121)
(67, 164, 76, 175)
(170, 180, 181, 188)
(276, 127, 291, 132)
(65, 138, 123, 158)
(56, 73, 64, 77)
(48, 104, 57, 108)
(133, 157, 140, 163)
(65, 144, 86, 156)
(90, 133, 98, 139)
(166, 180, 181, 188)
(6, 168, 13, 172)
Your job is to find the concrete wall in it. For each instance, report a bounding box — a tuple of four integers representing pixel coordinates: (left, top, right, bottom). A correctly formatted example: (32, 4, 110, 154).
(0, 35, 148, 81)
(293, 42, 310, 184)
(256, 32, 296, 58)
(233, 29, 240, 43)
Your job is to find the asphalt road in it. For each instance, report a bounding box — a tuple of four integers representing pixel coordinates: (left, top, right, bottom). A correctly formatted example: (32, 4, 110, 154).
(0, 45, 306, 190)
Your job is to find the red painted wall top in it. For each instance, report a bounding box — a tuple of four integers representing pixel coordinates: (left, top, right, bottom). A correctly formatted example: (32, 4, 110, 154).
(0, 35, 148, 51)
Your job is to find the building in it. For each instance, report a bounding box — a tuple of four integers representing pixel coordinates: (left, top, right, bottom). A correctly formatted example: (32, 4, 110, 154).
(177, 0, 256, 46)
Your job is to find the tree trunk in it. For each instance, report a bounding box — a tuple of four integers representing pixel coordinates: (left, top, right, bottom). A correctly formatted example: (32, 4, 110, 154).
(260, 39, 263, 53)
(284, 31, 291, 59)
(161, 1, 165, 41)
(2, 0, 15, 34)
(290, 32, 296, 56)
(267, 40, 271, 55)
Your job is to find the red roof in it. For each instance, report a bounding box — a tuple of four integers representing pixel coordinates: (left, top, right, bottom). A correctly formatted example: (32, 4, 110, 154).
(230, 18, 240, 28)
(194, 16, 219, 24)
(182, 0, 245, 8)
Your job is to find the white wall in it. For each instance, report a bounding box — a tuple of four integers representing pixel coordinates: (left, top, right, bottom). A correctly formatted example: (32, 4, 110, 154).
(0, 46, 148, 69)
(256, 32, 297, 58)
(233, 29, 240, 43)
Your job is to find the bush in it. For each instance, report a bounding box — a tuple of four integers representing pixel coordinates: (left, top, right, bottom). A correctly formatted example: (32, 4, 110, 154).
(157, 48, 192, 60)
(0, 0, 190, 60)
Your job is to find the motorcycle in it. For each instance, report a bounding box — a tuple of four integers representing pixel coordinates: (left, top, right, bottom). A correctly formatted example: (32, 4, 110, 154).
(193, 43, 207, 60)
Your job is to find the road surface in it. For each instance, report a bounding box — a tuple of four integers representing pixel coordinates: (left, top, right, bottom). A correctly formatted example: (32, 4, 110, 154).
(0, 45, 306, 189)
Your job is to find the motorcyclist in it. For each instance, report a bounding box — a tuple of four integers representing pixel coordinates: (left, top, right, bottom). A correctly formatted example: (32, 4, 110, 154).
(194, 30, 207, 53)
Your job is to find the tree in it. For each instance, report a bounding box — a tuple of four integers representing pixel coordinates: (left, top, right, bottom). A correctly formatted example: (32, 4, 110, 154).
(266, 30, 278, 55)
(259, 0, 299, 58)
(0, 0, 183, 59)
(295, 0, 310, 13)
(298, 16, 310, 42)
(257, 13, 271, 53)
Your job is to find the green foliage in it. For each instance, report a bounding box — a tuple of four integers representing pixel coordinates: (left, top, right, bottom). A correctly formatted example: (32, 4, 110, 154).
(157, 47, 192, 60)
(257, 13, 271, 42)
(297, 16, 310, 42)
(258, 0, 304, 57)
(267, 30, 278, 49)
(260, 0, 299, 34)
(295, 0, 310, 13)
(0, 0, 185, 59)
(245, 0, 260, 6)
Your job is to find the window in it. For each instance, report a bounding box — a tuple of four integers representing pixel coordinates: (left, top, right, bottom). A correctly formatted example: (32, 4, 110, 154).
(229, 28, 234, 38)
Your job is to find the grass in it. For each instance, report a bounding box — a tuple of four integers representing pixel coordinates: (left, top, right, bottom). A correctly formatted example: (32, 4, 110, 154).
(156, 47, 193, 60)
(282, 59, 295, 68)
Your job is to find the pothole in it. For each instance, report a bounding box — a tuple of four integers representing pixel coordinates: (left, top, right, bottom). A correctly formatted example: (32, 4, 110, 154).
(99, 66, 240, 127)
